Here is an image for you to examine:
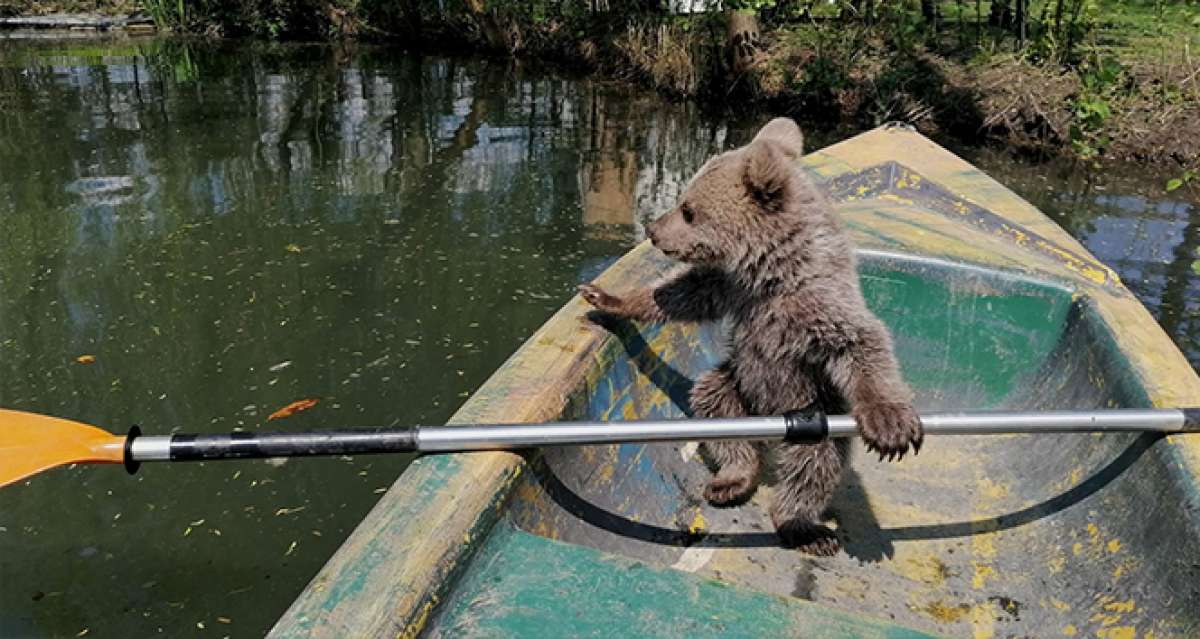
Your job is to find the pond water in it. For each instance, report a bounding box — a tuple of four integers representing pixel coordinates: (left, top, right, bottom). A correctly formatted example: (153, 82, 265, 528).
(0, 38, 1195, 637)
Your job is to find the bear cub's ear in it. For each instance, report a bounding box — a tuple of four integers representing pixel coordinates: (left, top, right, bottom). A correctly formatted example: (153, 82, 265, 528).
(742, 138, 792, 210)
(751, 117, 804, 159)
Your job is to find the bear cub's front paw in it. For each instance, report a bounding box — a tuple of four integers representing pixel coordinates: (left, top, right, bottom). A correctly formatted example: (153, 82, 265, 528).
(855, 402, 923, 461)
(577, 283, 625, 316)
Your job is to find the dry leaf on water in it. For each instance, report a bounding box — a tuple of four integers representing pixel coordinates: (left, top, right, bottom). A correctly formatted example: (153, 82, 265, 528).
(267, 399, 319, 421)
(75, 355, 96, 364)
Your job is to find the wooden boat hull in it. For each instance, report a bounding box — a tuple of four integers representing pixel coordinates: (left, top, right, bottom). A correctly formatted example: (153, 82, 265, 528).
(271, 127, 1200, 638)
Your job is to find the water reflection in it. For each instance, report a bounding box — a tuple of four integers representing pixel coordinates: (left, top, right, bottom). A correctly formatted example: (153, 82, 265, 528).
(0, 39, 750, 638)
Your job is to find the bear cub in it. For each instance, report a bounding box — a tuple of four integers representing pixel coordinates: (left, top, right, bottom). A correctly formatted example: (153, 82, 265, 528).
(579, 118, 923, 556)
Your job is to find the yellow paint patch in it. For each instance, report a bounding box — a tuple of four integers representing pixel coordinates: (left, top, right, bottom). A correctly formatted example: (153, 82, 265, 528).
(1069, 466, 1083, 486)
(1049, 598, 1071, 612)
(1072, 542, 1083, 556)
(1096, 627, 1137, 639)
(971, 561, 996, 590)
(902, 555, 952, 585)
(1111, 557, 1139, 580)
(1033, 239, 1112, 285)
(1107, 539, 1122, 553)
(1063, 624, 1077, 636)
(597, 461, 615, 482)
(621, 401, 637, 420)
(921, 601, 971, 623)
(977, 478, 1010, 501)
(879, 192, 916, 206)
(397, 597, 438, 639)
(971, 600, 996, 639)
(688, 512, 708, 536)
(1104, 600, 1135, 614)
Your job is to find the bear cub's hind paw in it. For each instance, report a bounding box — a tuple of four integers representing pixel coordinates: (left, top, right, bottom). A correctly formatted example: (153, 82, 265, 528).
(704, 471, 757, 506)
(776, 521, 840, 556)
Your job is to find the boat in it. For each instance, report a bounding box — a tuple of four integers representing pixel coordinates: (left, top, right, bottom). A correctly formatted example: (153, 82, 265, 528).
(268, 126, 1200, 638)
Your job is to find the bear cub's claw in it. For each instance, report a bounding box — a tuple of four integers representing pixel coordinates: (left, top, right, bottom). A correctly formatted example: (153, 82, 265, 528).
(776, 520, 840, 556)
(577, 283, 623, 315)
(855, 402, 924, 462)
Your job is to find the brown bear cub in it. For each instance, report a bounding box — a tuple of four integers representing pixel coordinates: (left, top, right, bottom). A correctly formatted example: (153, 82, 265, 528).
(579, 118, 923, 556)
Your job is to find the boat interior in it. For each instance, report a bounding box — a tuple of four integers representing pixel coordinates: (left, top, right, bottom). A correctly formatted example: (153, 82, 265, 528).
(407, 154, 1200, 637)
(435, 249, 1199, 637)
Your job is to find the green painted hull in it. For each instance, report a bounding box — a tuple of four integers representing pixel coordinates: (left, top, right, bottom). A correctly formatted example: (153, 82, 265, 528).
(271, 128, 1200, 638)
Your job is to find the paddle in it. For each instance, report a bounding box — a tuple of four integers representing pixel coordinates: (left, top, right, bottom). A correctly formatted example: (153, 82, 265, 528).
(2, 407, 1198, 488)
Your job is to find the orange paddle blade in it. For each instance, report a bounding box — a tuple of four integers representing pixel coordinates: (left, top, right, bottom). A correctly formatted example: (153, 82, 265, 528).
(0, 409, 126, 488)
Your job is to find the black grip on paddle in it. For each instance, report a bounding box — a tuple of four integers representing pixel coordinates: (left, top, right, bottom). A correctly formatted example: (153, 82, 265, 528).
(168, 429, 418, 461)
(124, 425, 142, 475)
(783, 408, 828, 443)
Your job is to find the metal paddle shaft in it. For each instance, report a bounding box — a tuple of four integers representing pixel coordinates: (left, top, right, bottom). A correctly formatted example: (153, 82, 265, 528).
(125, 408, 1200, 468)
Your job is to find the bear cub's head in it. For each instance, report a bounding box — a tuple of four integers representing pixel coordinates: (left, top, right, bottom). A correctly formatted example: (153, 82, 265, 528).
(646, 117, 812, 268)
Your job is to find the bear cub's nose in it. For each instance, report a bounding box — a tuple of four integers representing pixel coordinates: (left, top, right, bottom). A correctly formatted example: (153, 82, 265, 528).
(646, 218, 661, 246)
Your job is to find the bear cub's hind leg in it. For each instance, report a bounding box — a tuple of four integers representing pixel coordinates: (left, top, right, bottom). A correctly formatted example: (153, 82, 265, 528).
(771, 439, 846, 556)
(691, 364, 761, 506)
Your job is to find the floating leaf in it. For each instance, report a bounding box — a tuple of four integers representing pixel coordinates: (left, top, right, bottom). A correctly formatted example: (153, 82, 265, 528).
(285, 244, 302, 254)
(267, 399, 319, 421)
(1167, 178, 1184, 192)
(75, 355, 96, 364)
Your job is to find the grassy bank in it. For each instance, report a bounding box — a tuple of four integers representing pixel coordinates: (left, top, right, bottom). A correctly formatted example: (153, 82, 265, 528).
(3, 1, 1199, 177)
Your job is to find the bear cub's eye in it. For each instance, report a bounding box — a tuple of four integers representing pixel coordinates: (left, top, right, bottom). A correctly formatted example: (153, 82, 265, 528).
(681, 204, 696, 224)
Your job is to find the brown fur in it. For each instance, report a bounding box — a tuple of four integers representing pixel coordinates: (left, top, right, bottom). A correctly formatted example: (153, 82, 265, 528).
(579, 117, 922, 555)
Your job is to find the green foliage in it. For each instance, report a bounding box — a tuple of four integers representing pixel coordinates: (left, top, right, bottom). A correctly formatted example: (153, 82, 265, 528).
(877, 1, 929, 54)
(1167, 170, 1196, 193)
(1065, 51, 1126, 158)
(142, 0, 186, 31)
(725, 0, 777, 12)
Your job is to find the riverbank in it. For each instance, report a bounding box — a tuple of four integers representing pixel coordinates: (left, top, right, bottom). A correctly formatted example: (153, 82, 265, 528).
(3, 1, 1199, 177)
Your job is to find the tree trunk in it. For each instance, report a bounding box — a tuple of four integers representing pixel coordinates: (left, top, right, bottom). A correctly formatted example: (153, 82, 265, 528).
(1014, 0, 1026, 45)
(726, 10, 761, 76)
(463, 0, 507, 51)
(921, 0, 938, 24)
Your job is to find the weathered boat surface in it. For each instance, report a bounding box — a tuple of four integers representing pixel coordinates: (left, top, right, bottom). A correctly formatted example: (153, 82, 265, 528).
(270, 127, 1200, 638)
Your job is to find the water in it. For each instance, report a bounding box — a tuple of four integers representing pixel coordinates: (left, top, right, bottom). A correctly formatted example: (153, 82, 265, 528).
(0, 38, 1196, 638)
(0, 39, 759, 637)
